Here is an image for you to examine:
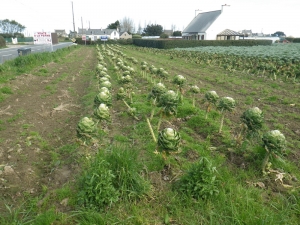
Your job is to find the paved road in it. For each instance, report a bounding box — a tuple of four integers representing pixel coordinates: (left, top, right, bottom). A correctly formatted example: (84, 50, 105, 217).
(0, 42, 75, 64)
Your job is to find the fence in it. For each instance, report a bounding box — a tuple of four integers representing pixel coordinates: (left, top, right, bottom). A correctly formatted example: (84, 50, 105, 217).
(4, 37, 34, 43)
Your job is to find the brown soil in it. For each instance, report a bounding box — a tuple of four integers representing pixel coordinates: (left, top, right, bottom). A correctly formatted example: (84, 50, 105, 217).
(0, 47, 97, 213)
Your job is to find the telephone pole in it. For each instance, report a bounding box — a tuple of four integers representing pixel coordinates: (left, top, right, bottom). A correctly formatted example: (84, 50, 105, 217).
(71, 1, 75, 34)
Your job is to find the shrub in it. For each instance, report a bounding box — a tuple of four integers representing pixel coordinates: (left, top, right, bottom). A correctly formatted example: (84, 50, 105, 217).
(132, 34, 142, 39)
(160, 33, 169, 39)
(0, 36, 6, 48)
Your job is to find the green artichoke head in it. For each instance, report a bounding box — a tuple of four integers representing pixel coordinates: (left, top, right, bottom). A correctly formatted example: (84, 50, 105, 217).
(262, 130, 286, 154)
(241, 107, 264, 131)
(117, 87, 127, 100)
(190, 85, 200, 94)
(77, 117, 96, 137)
(148, 82, 167, 100)
(158, 128, 181, 152)
(94, 90, 112, 106)
(204, 91, 219, 104)
(217, 97, 236, 112)
(100, 81, 112, 89)
(173, 75, 186, 86)
(158, 90, 179, 116)
(94, 103, 110, 121)
(120, 75, 132, 84)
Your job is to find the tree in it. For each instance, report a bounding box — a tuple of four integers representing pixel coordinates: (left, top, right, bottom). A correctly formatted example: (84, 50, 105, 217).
(272, 31, 285, 37)
(173, 31, 182, 36)
(143, 24, 163, 36)
(137, 22, 142, 34)
(0, 19, 26, 36)
(120, 17, 135, 34)
(107, 20, 120, 29)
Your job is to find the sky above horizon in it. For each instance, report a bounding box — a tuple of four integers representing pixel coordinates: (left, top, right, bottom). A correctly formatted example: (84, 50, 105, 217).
(1, 0, 300, 37)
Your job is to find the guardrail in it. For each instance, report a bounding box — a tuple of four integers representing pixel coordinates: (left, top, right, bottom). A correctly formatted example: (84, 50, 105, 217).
(0, 54, 13, 64)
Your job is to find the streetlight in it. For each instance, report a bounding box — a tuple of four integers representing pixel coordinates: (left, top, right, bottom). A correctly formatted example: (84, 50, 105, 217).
(195, 9, 202, 17)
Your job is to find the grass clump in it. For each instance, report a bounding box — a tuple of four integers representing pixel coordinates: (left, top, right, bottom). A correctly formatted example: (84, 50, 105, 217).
(77, 144, 150, 210)
(174, 157, 219, 200)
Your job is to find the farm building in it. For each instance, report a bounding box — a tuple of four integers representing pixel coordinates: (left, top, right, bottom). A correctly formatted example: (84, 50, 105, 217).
(182, 4, 237, 40)
(216, 29, 244, 40)
(77, 28, 120, 40)
(119, 31, 132, 39)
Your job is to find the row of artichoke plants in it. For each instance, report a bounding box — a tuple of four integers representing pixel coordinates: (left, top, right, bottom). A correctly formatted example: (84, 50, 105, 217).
(78, 43, 287, 176)
(106, 44, 287, 175)
(76, 45, 112, 145)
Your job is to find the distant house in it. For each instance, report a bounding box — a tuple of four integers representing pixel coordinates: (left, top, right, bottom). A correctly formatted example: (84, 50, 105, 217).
(54, 29, 67, 37)
(240, 29, 252, 37)
(78, 28, 120, 40)
(163, 30, 173, 36)
(216, 29, 244, 40)
(182, 5, 234, 40)
(119, 31, 132, 39)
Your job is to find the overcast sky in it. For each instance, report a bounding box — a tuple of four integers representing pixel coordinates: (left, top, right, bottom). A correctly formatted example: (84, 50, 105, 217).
(1, 0, 300, 37)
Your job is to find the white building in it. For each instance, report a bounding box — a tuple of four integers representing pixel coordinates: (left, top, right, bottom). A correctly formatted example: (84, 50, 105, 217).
(78, 28, 120, 40)
(182, 5, 238, 40)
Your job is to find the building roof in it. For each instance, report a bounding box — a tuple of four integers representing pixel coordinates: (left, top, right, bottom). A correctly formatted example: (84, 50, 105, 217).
(78, 28, 118, 35)
(217, 29, 244, 36)
(183, 10, 222, 33)
(54, 29, 66, 33)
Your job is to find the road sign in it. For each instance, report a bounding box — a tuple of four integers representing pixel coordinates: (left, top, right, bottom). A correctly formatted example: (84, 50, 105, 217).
(34, 32, 52, 44)
(101, 35, 108, 41)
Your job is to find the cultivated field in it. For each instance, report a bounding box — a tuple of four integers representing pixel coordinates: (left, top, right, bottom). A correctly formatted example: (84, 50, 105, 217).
(0, 44, 300, 224)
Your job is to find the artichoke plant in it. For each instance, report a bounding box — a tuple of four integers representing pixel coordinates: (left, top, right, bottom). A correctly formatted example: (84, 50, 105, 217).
(158, 128, 181, 155)
(158, 90, 179, 116)
(173, 75, 186, 87)
(94, 103, 110, 122)
(262, 130, 286, 174)
(148, 83, 167, 100)
(119, 75, 132, 84)
(241, 107, 264, 134)
(117, 87, 127, 100)
(173, 75, 186, 101)
(77, 117, 96, 138)
(189, 85, 200, 107)
(94, 90, 112, 106)
(156, 90, 179, 131)
(217, 97, 236, 133)
(204, 91, 219, 119)
(148, 83, 167, 120)
(99, 80, 112, 89)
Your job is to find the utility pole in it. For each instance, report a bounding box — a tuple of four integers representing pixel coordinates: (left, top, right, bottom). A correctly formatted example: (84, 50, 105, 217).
(81, 17, 86, 45)
(71, 1, 75, 35)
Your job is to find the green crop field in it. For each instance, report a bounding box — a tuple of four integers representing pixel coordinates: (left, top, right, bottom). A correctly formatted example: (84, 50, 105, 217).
(0, 43, 300, 224)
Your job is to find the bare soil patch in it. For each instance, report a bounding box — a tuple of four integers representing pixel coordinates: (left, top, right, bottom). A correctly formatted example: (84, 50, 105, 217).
(0, 47, 97, 213)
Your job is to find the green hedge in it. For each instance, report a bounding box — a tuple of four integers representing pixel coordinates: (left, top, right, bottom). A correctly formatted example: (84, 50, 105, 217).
(280, 37, 300, 43)
(132, 39, 273, 49)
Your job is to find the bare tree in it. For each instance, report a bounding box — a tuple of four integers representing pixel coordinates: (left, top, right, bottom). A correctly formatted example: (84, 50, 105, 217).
(171, 24, 176, 32)
(120, 17, 135, 34)
(137, 22, 142, 34)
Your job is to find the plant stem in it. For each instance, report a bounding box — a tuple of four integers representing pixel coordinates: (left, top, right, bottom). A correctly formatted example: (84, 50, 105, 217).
(205, 103, 211, 119)
(157, 112, 163, 132)
(219, 111, 225, 133)
(123, 100, 131, 110)
(262, 149, 270, 175)
(150, 98, 156, 120)
(146, 117, 157, 143)
(192, 94, 195, 107)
